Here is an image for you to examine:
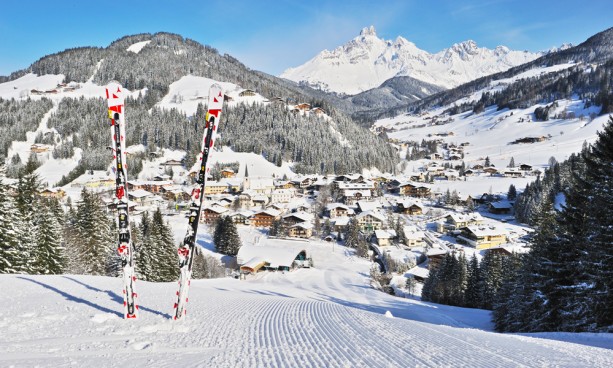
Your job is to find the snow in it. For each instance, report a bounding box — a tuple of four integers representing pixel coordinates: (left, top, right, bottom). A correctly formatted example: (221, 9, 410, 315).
(126, 40, 151, 54)
(1, 237, 611, 367)
(157, 75, 267, 116)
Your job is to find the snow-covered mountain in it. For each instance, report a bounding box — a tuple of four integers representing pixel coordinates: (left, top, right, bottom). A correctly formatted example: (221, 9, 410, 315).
(280, 26, 542, 95)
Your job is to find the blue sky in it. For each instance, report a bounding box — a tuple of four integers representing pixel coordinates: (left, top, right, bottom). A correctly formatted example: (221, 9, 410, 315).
(1, 0, 611, 76)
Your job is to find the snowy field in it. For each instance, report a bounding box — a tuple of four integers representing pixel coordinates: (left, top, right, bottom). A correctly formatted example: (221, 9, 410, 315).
(1, 239, 611, 367)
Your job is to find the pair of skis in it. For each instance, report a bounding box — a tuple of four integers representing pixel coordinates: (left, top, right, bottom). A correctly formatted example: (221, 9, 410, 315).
(106, 82, 224, 320)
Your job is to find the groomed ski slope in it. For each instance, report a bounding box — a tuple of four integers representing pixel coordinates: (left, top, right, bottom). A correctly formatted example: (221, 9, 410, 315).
(1, 241, 611, 367)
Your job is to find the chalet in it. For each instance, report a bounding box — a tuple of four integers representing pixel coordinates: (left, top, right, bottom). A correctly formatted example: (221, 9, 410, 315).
(282, 211, 312, 226)
(327, 203, 354, 218)
(343, 189, 372, 205)
(268, 97, 285, 105)
(448, 154, 462, 161)
(374, 229, 397, 246)
(485, 245, 514, 256)
(519, 163, 533, 171)
(402, 226, 425, 248)
(472, 164, 484, 170)
(251, 195, 269, 207)
(200, 206, 228, 224)
(84, 178, 115, 189)
(271, 188, 295, 203)
(437, 212, 484, 232)
(228, 211, 253, 225)
(396, 200, 424, 215)
(274, 180, 294, 190)
(425, 153, 442, 160)
(221, 169, 236, 178)
(355, 211, 385, 233)
(128, 189, 155, 206)
(39, 188, 66, 199)
(250, 209, 281, 228)
(237, 240, 309, 274)
(409, 172, 426, 182)
(239, 89, 256, 97)
(290, 177, 313, 190)
(426, 249, 448, 270)
(483, 167, 499, 175)
(463, 169, 476, 176)
(503, 169, 523, 178)
(398, 182, 431, 198)
(356, 200, 382, 213)
(443, 170, 459, 181)
(267, 203, 287, 214)
(30, 144, 50, 153)
(333, 217, 350, 233)
(457, 225, 508, 249)
(288, 223, 313, 239)
(489, 201, 513, 215)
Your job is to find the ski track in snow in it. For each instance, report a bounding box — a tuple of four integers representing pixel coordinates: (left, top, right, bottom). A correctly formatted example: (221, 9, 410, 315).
(1, 243, 612, 368)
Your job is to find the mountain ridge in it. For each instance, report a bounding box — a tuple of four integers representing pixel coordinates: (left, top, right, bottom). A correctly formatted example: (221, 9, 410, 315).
(280, 26, 543, 95)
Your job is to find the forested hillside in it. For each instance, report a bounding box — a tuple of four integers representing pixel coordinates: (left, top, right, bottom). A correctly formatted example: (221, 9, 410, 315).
(0, 32, 396, 176)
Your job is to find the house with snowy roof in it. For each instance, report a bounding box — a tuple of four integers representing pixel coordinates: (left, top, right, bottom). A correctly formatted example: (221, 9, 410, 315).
(437, 212, 484, 232)
(396, 200, 424, 215)
(327, 203, 354, 218)
(288, 223, 313, 239)
(457, 225, 508, 249)
(237, 240, 309, 274)
(250, 209, 281, 228)
(355, 211, 385, 233)
(374, 229, 397, 246)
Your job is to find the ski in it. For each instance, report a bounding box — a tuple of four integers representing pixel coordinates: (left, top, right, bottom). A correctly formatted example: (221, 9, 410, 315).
(106, 81, 138, 319)
(173, 84, 224, 320)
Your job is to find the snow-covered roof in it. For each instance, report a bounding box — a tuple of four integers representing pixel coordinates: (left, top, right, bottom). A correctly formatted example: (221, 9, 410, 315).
(374, 229, 396, 239)
(237, 241, 307, 268)
(129, 189, 153, 198)
(333, 216, 351, 226)
(463, 225, 508, 237)
(356, 211, 385, 222)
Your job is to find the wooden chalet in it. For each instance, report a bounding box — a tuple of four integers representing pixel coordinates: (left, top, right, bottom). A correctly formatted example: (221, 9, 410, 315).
(250, 209, 280, 228)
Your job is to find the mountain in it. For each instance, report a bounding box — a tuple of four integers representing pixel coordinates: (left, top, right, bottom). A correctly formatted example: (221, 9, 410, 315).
(0, 33, 398, 178)
(280, 26, 542, 95)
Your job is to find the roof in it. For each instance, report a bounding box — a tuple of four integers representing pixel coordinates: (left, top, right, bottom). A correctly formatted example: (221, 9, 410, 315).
(402, 226, 425, 240)
(356, 211, 385, 222)
(129, 189, 153, 198)
(282, 211, 313, 222)
(356, 200, 381, 212)
(463, 225, 508, 237)
(237, 241, 307, 268)
(447, 212, 483, 223)
(374, 229, 397, 239)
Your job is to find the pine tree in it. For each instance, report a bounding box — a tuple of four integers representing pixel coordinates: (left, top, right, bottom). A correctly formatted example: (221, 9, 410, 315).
(0, 178, 21, 274)
(214, 216, 242, 256)
(508, 157, 516, 168)
(507, 184, 517, 200)
(149, 207, 179, 282)
(344, 218, 360, 248)
(465, 253, 482, 308)
(32, 198, 65, 274)
(69, 188, 114, 275)
(479, 251, 504, 310)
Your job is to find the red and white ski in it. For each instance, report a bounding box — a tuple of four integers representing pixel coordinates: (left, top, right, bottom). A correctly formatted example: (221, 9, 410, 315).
(106, 82, 138, 319)
(173, 84, 224, 320)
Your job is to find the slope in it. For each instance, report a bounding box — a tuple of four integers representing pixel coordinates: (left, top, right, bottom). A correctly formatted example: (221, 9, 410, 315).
(1, 240, 611, 367)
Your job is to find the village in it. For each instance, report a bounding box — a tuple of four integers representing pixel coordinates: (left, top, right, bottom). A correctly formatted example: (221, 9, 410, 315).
(26, 141, 537, 297)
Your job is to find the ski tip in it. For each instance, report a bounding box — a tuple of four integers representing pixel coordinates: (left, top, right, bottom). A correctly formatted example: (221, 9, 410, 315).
(126, 314, 137, 319)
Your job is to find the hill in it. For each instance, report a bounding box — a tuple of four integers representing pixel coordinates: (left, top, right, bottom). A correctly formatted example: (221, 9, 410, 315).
(0, 32, 396, 179)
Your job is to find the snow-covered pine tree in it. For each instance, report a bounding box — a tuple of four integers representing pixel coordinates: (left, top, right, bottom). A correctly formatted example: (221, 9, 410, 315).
(344, 218, 360, 248)
(478, 251, 504, 310)
(134, 212, 155, 280)
(32, 197, 65, 274)
(464, 253, 482, 308)
(149, 207, 179, 282)
(0, 177, 21, 274)
(70, 188, 114, 275)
